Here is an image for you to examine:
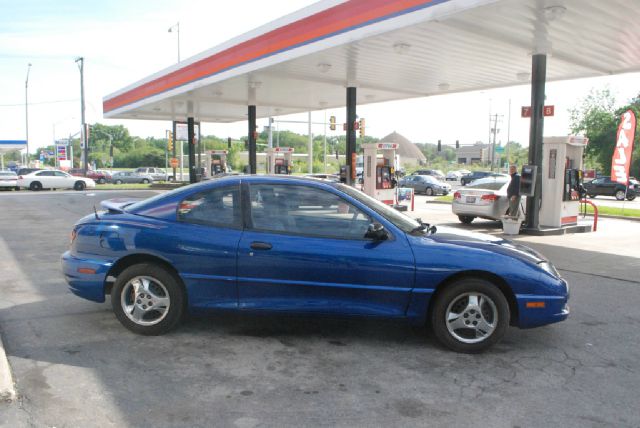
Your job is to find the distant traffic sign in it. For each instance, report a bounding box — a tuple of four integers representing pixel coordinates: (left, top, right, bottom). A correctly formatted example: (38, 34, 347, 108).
(170, 158, 179, 168)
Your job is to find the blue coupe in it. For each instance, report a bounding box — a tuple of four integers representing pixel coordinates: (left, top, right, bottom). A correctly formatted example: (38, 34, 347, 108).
(62, 175, 569, 353)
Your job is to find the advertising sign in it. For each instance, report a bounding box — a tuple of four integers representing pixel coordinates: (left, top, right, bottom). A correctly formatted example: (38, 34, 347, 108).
(57, 144, 68, 161)
(611, 110, 637, 185)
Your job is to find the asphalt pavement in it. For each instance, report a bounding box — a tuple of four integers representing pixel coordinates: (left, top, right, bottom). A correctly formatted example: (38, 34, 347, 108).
(1, 189, 639, 427)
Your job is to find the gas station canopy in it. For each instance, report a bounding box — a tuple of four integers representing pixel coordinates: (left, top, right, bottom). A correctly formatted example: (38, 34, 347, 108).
(104, 0, 640, 123)
(0, 140, 27, 154)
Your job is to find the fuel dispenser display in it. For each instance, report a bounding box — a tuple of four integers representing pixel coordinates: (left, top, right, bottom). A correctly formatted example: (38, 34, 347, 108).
(519, 165, 537, 197)
(539, 136, 589, 228)
(210, 150, 228, 176)
(362, 142, 399, 204)
(266, 147, 293, 174)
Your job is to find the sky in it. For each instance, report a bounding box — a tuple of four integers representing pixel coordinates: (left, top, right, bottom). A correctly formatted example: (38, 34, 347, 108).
(1, 0, 638, 154)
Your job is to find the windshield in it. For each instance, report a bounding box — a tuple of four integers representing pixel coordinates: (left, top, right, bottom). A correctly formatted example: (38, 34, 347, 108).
(337, 184, 421, 233)
(466, 177, 509, 191)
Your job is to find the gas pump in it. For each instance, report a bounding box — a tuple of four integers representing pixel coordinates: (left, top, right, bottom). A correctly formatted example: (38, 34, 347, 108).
(266, 147, 293, 174)
(210, 150, 228, 176)
(362, 142, 399, 205)
(539, 136, 589, 228)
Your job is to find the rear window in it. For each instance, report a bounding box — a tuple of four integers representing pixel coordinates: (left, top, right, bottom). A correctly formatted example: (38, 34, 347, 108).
(466, 177, 509, 190)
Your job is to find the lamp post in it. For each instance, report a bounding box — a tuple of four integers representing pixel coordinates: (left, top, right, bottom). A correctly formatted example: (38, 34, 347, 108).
(25, 63, 32, 166)
(75, 57, 87, 174)
(168, 22, 180, 63)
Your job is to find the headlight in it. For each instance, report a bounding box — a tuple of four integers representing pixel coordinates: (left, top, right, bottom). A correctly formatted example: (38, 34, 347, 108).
(538, 261, 560, 278)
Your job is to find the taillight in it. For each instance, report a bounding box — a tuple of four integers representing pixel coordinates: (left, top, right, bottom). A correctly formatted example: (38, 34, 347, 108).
(454, 191, 461, 199)
(481, 194, 499, 202)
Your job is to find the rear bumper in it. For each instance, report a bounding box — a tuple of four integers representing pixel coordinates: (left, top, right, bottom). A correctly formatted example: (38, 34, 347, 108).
(452, 201, 503, 219)
(61, 251, 112, 303)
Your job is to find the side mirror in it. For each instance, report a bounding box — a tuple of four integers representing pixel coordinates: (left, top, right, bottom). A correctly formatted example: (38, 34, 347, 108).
(365, 223, 388, 241)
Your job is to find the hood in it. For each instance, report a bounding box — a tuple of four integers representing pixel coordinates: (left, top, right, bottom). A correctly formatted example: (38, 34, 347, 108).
(426, 226, 547, 264)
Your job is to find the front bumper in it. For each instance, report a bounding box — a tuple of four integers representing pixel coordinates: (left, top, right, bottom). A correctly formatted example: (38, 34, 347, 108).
(61, 251, 113, 302)
(515, 278, 570, 328)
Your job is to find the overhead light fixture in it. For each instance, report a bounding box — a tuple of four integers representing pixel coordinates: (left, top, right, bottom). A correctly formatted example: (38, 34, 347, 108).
(438, 83, 450, 91)
(317, 63, 332, 73)
(516, 72, 531, 82)
(152, 107, 162, 112)
(544, 5, 566, 21)
(393, 42, 411, 54)
(274, 108, 283, 113)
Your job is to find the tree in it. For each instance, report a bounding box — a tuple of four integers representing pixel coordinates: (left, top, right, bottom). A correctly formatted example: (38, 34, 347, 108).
(569, 89, 640, 176)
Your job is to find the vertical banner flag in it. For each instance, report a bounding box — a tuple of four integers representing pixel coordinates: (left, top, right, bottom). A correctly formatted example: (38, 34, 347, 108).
(611, 110, 636, 185)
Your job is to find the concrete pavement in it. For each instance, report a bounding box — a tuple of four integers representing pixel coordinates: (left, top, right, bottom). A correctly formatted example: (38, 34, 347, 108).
(1, 190, 640, 427)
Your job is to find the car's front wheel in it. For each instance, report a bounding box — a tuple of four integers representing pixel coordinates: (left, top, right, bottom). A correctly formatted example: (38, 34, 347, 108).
(431, 279, 509, 353)
(425, 187, 434, 196)
(115, 179, 123, 185)
(142, 179, 150, 184)
(588, 194, 596, 199)
(627, 194, 636, 201)
(29, 181, 42, 191)
(615, 190, 626, 201)
(111, 263, 185, 335)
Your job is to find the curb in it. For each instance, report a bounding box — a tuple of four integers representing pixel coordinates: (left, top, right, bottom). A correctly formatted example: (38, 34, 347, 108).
(0, 331, 16, 401)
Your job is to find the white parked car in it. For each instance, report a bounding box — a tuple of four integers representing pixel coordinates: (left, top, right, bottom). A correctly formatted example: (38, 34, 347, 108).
(0, 170, 18, 190)
(17, 169, 96, 191)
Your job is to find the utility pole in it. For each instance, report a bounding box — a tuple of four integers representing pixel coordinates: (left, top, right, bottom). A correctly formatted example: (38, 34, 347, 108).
(168, 23, 180, 62)
(25, 63, 32, 166)
(75, 57, 87, 174)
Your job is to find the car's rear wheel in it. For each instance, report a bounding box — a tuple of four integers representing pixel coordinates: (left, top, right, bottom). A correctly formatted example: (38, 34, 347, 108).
(615, 190, 625, 200)
(142, 179, 150, 184)
(115, 179, 123, 185)
(431, 279, 509, 353)
(425, 187, 434, 196)
(111, 263, 185, 335)
(458, 215, 475, 224)
(98, 178, 106, 184)
(29, 181, 42, 191)
(74, 181, 86, 191)
(588, 194, 596, 199)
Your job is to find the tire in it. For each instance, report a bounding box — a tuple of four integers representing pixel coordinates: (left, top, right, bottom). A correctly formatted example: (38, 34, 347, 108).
(74, 181, 86, 191)
(29, 181, 42, 191)
(588, 194, 596, 199)
(14, 187, 20, 191)
(425, 187, 434, 196)
(615, 190, 625, 201)
(111, 263, 185, 335)
(115, 179, 123, 185)
(142, 179, 150, 184)
(458, 215, 475, 224)
(98, 178, 106, 184)
(430, 278, 510, 353)
(627, 195, 636, 201)
(442, 191, 449, 196)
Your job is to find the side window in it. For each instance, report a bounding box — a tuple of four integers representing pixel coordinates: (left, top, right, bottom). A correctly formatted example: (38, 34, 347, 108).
(37, 171, 54, 176)
(249, 184, 372, 239)
(177, 185, 241, 228)
(54, 171, 67, 177)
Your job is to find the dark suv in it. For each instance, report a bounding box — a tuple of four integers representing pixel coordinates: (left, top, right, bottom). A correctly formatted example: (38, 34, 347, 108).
(584, 176, 638, 201)
(460, 171, 506, 186)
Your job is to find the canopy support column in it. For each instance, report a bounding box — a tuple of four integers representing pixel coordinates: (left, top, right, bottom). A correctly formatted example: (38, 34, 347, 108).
(248, 105, 257, 174)
(524, 54, 546, 230)
(346, 87, 357, 186)
(188, 117, 196, 183)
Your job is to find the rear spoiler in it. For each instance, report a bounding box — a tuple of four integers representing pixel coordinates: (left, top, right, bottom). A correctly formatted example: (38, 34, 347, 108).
(100, 198, 142, 214)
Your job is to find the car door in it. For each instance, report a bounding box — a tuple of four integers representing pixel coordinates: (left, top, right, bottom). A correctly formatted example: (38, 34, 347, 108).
(237, 181, 415, 317)
(602, 177, 616, 196)
(54, 171, 74, 188)
(34, 170, 55, 187)
(163, 184, 243, 310)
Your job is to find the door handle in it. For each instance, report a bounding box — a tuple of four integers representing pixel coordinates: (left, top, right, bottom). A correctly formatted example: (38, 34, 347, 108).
(250, 241, 272, 250)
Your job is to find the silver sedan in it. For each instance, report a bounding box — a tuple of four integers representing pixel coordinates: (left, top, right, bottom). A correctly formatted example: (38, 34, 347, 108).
(399, 175, 451, 196)
(452, 176, 516, 223)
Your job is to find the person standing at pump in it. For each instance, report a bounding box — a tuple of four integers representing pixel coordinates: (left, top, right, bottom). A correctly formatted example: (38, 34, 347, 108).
(507, 165, 521, 218)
